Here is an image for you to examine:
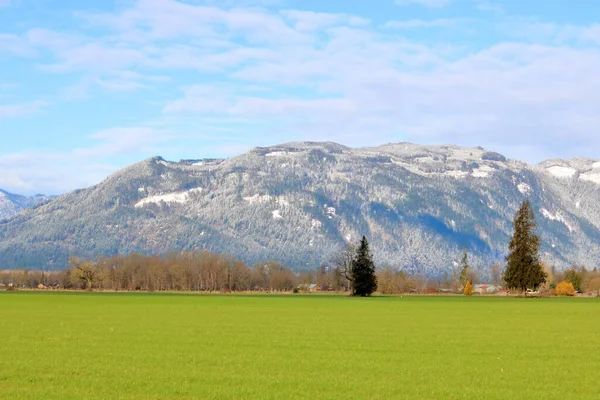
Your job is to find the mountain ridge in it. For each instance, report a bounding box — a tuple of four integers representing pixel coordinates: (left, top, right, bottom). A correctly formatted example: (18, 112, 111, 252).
(1, 141, 599, 273)
(0, 189, 53, 220)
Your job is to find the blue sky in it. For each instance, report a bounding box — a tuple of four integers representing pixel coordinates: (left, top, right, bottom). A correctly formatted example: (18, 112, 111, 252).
(1, 0, 599, 195)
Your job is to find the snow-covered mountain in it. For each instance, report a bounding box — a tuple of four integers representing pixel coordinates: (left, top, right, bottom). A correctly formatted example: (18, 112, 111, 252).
(0, 190, 52, 220)
(1, 142, 599, 273)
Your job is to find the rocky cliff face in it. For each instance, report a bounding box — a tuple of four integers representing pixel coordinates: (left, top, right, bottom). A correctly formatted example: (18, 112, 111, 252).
(1, 142, 599, 273)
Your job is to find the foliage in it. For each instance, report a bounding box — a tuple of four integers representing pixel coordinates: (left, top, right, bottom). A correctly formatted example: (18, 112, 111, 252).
(333, 244, 355, 290)
(377, 268, 411, 294)
(564, 268, 582, 292)
(587, 277, 600, 295)
(69, 257, 104, 291)
(556, 281, 575, 296)
(350, 236, 377, 297)
(504, 200, 546, 292)
(463, 281, 473, 296)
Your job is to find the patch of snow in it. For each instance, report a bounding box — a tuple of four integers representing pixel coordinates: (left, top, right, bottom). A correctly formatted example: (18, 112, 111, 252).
(593, 162, 600, 169)
(138, 187, 145, 193)
(193, 161, 204, 166)
(576, 201, 581, 209)
(518, 183, 532, 195)
(547, 166, 577, 178)
(135, 187, 203, 208)
(158, 160, 171, 167)
(345, 234, 352, 241)
(272, 210, 283, 220)
(445, 170, 469, 179)
(243, 194, 272, 204)
(326, 207, 336, 216)
(540, 208, 574, 232)
(472, 165, 494, 178)
(579, 172, 600, 184)
(311, 219, 322, 230)
(265, 151, 290, 157)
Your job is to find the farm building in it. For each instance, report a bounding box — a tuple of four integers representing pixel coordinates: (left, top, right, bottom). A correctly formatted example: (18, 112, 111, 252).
(473, 284, 502, 294)
(298, 284, 321, 292)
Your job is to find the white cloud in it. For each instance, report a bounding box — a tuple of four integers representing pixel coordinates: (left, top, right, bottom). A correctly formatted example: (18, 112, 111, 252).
(385, 18, 473, 29)
(0, 101, 45, 118)
(0, 151, 117, 195)
(0, 34, 36, 57)
(280, 10, 369, 31)
(0, 126, 171, 194)
(499, 20, 600, 46)
(395, 0, 452, 8)
(74, 127, 171, 158)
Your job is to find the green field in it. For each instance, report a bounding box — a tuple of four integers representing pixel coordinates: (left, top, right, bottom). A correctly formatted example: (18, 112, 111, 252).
(1, 293, 599, 399)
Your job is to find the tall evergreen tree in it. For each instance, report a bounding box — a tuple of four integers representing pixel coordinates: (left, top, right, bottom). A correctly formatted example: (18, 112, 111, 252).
(504, 200, 546, 292)
(459, 249, 469, 290)
(351, 236, 378, 297)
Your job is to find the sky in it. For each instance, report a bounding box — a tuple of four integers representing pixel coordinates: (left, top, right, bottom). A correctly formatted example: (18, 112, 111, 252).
(1, 0, 599, 195)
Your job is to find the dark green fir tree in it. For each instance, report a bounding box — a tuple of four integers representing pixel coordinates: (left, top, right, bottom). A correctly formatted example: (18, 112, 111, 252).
(351, 236, 378, 297)
(504, 200, 547, 292)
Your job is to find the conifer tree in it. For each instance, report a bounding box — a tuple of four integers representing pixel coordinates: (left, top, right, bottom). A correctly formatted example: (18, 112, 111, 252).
(504, 200, 546, 292)
(459, 249, 469, 290)
(351, 236, 378, 297)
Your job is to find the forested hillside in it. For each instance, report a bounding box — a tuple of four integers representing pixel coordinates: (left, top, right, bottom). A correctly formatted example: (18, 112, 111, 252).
(1, 142, 599, 274)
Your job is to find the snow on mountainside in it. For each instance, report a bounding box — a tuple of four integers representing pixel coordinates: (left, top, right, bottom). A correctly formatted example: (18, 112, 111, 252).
(0, 190, 52, 220)
(0, 142, 599, 273)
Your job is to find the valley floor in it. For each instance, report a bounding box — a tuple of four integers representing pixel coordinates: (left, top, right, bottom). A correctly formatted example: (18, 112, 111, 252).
(1, 293, 598, 399)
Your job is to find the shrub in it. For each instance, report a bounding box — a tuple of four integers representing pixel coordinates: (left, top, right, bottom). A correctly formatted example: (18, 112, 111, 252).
(292, 287, 299, 294)
(556, 281, 575, 296)
(424, 287, 438, 295)
(586, 277, 600, 295)
(464, 281, 473, 296)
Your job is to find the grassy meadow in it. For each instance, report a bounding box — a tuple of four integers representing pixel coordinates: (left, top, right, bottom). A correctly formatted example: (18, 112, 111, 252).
(1, 292, 599, 399)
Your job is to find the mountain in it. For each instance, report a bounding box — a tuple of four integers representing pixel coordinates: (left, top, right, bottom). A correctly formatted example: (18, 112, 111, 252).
(0, 190, 52, 220)
(1, 142, 599, 274)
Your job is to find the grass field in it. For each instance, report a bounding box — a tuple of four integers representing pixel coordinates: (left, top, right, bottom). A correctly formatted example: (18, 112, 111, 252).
(1, 292, 599, 399)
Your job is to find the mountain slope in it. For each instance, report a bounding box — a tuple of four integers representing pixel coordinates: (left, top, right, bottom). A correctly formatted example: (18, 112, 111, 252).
(0, 190, 51, 220)
(1, 142, 599, 273)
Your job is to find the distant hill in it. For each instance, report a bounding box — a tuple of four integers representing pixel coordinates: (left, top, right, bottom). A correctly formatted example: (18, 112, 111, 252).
(1, 142, 599, 273)
(0, 190, 52, 220)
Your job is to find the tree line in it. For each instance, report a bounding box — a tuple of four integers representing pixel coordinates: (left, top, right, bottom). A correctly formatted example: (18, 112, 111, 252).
(0, 252, 351, 293)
